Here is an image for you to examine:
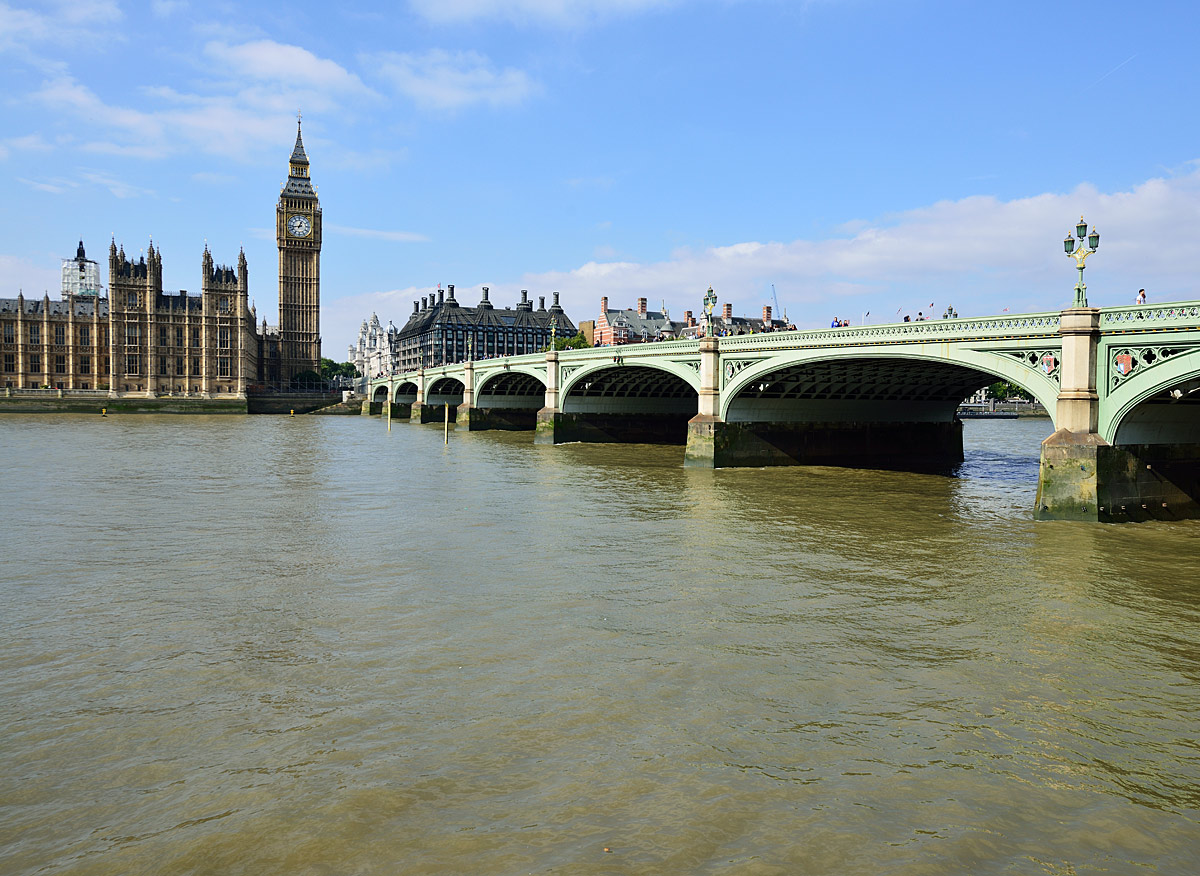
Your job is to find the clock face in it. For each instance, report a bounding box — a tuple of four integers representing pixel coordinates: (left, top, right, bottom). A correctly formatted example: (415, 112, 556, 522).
(288, 214, 311, 238)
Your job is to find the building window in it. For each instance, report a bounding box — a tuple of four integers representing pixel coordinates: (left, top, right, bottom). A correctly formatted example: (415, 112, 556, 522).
(55, 355, 66, 374)
(101, 326, 108, 345)
(160, 327, 168, 347)
(159, 358, 168, 375)
(127, 324, 140, 345)
(103, 356, 110, 375)
(80, 326, 90, 346)
(2, 322, 12, 343)
(29, 324, 40, 345)
(176, 357, 184, 375)
(218, 297, 231, 313)
(176, 326, 183, 347)
(217, 357, 230, 377)
(80, 356, 91, 374)
(30, 354, 41, 372)
(218, 328, 230, 349)
(127, 292, 138, 306)
(192, 357, 200, 373)
(191, 327, 200, 347)
(3, 353, 13, 372)
(126, 354, 140, 374)
(55, 324, 65, 345)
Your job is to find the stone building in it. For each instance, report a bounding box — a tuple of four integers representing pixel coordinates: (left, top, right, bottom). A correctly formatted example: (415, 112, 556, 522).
(393, 286, 574, 372)
(349, 313, 395, 379)
(0, 121, 322, 396)
(593, 297, 788, 344)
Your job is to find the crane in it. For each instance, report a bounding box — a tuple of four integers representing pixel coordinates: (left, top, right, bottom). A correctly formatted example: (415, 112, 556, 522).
(771, 284, 784, 324)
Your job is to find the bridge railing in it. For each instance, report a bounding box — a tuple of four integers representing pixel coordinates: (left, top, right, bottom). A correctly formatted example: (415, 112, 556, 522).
(718, 312, 1064, 350)
(1101, 301, 1200, 330)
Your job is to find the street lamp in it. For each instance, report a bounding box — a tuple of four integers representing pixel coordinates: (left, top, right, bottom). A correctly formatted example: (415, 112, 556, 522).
(1063, 215, 1100, 307)
(550, 315, 558, 350)
(702, 286, 718, 338)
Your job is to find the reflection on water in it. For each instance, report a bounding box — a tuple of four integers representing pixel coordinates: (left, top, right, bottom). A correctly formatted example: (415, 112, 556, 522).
(1, 414, 1198, 876)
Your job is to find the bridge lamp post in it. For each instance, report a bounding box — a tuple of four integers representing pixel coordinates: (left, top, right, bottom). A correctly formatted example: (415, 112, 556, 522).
(703, 286, 718, 338)
(550, 315, 558, 351)
(1063, 215, 1100, 307)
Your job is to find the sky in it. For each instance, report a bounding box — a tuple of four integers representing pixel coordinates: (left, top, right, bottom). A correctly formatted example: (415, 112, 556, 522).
(3, 0, 1200, 358)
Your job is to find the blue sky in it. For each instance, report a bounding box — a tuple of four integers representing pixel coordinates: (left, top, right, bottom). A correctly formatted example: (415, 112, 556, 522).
(3, 0, 1199, 357)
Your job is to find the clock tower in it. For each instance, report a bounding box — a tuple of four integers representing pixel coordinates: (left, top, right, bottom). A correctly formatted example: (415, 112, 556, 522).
(277, 116, 321, 382)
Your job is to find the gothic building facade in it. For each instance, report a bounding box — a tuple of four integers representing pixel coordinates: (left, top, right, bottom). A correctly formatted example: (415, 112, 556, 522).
(0, 122, 322, 396)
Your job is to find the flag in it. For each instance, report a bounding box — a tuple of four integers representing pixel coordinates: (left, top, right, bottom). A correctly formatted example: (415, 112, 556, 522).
(1002, 307, 1010, 312)
(896, 307, 902, 313)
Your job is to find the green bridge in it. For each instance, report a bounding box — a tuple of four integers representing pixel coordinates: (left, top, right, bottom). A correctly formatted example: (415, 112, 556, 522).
(367, 302, 1200, 523)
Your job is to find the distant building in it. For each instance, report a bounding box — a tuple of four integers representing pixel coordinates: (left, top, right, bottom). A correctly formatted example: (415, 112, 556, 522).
(0, 122, 323, 395)
(393, 286, 574, 372)
(594, 297, 788, 345)
(349, 313, 394, 379)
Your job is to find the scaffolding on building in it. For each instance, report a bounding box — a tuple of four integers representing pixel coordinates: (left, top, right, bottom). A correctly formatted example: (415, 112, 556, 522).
(61, 240, 102, 298)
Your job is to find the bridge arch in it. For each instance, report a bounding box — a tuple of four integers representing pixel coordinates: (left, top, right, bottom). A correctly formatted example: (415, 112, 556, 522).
(476, 369, 546, 409)
(426, 376, 465, 404)
(720, 347, 1060, 426)
(372, 384, 390, 404)
(1101, 351, 1200, 444)
(393, 380, 418, 403)
(561, 362, 699, 415)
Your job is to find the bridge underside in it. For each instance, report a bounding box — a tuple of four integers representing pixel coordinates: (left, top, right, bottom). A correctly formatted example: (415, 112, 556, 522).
(537, 366, 697, 445)
(689, 359, 996, 471)
(460, 372, 544, 431)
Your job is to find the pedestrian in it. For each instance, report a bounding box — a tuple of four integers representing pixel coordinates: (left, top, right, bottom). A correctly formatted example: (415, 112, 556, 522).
(1136, 289, 1146, 305)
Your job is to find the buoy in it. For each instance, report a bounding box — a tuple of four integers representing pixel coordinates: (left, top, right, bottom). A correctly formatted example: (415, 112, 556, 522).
(290, 409, 295, 417)
(101, 408, 107, 417)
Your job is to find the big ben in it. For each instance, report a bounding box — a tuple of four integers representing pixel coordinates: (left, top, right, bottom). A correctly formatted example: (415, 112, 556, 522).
(277, 116, 321, 382)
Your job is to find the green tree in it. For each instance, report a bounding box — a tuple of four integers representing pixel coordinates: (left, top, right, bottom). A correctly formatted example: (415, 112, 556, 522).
(320, 358, 360, 379)
(986, 381, 1032, 401)
(549, 332, 589, 351)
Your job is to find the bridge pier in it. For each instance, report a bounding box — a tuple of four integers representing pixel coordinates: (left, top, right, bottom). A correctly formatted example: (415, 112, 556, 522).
(459, 404, 537, 430)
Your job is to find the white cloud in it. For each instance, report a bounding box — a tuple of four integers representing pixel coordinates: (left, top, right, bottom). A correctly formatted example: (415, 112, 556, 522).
(370, 49, 538, 111)
(204, 40, 370, 97)
(0, 253, 61, 296)
(407, 0, 674, 25)
(29, 39, 375, 162)
(151, 0, 187, 17)
(504, 169, 1200, 329)
(326, 224, 429, 243)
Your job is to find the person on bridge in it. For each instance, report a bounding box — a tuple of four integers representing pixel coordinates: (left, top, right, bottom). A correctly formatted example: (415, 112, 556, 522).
(1137, 289, 1147, 305)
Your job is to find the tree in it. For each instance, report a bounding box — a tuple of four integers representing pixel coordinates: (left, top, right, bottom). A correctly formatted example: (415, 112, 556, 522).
(986, 381, 1032, 401)
(549, 332, 589, 351)
(320, 358, 359, 379)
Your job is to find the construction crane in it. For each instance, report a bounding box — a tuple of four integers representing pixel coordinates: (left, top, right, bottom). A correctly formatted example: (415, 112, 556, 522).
(771, 284, 785, 323)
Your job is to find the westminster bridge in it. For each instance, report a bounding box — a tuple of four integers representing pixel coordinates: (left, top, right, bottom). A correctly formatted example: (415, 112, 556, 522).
(366, 303, 1200, 522)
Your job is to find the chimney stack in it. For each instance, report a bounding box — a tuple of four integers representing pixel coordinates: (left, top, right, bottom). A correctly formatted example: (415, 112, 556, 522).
(722, 303, 732, 320)
(538, 295, 545, 310)
(413, 301, 419, 313)
(637, 297, 647, 316)
(421, 296, 427, 311)
(438, 288, 444, 305)
(763, 305, 772, 323)
(684, 310, 694, 327)
(600, 296, 608, 313)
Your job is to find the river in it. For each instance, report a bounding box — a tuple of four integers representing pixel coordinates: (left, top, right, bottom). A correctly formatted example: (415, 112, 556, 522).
(2, 413, 1198, 875)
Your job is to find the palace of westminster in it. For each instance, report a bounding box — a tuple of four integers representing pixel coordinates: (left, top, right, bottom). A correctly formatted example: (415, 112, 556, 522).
(0, 122, 322, 396)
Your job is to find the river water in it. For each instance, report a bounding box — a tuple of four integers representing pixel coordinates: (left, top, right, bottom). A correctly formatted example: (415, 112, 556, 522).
(2, 413, 1198, 875)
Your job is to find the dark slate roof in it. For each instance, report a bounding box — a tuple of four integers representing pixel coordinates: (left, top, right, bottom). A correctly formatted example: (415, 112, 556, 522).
(605, 309, 677, 338)
(0, 297, 109, 317)
(398, 291, 576, 340)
